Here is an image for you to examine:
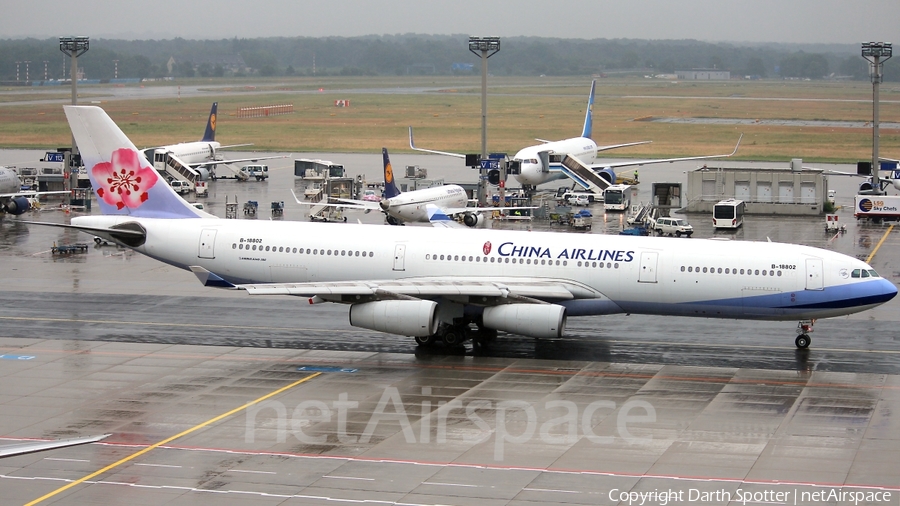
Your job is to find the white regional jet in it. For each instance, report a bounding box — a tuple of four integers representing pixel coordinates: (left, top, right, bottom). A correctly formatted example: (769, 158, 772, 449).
(410, 80, 741, 190)
(36, 105, 898, 350)
(293, 148, 517, 226)
(141, 102, 284, 180)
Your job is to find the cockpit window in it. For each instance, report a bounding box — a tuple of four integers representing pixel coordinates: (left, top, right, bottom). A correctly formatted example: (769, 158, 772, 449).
(861, 270, 870, 278)
(868, 269, 880, 278)
(851, 269, 861, 278)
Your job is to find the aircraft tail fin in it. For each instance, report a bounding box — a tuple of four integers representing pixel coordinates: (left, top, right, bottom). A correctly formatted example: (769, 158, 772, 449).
(64, 106, 209, 219)
(382, 147, 401, 199)
(201, 102, 217, 142)
(581, 80, 596, 139)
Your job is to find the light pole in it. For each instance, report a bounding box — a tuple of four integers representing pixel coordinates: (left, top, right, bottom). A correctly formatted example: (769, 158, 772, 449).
(468, 36, 500, 205)
(43, 60, 48, 81)
(59, 36, 90, 180)
(862, 42, 892, 194)
(113, 59, 118, 79)
(24, 61, 30, 82)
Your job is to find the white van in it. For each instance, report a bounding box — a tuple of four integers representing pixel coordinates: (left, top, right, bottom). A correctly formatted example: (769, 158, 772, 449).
(169, 180, 192, 194)
(240, 165, 269, 181)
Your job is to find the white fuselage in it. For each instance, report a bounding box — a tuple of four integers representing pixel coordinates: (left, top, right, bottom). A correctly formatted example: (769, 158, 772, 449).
(73, 215, 896, 322)
(513, 137, 598, 187)
(382, 185, 468, 223)
(157, 141, 221, 165)
(0, 167, 21, 194)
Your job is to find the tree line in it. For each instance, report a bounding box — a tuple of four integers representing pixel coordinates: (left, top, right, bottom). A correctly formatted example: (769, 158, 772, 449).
(0, 35, 895, 82)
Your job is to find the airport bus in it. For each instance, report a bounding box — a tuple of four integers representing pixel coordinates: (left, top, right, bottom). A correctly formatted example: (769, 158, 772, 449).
(603, 184, 632, 211)
(713, 198, 745, 229)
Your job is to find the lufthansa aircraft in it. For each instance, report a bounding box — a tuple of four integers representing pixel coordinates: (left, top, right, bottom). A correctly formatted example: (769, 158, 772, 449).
(294, 148, 517, 226)
(141, 102, 284, 180)
(410, 80, 741, 190)
(39, 105, 897, 350)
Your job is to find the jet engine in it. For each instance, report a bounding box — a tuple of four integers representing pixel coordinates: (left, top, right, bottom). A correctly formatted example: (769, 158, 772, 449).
(4, 196, 31, 215)
(463, 212, 483, 228)
(597, 167, 616, 184)
(349, 300, 439, 337)
(196, 167, 210, 181)
(482, 303, 566, 339)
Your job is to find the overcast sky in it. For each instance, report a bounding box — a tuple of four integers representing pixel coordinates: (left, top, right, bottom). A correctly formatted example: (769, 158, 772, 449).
(5, 0, 898, 44)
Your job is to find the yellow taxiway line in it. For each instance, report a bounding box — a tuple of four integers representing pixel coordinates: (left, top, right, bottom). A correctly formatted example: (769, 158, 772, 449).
(25, 372, 322, 505)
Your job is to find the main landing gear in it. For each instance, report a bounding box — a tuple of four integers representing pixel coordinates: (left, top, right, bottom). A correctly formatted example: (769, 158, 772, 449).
(795, 319, 815, 349)
(415, 321, 498, 348)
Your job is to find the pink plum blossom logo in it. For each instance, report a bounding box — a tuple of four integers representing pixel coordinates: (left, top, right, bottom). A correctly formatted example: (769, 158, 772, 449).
(92, 148, 158, 210)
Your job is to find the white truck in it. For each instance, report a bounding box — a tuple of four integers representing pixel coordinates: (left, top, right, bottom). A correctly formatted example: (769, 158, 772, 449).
(240, 164, 269, 181)
(854, 195, 900, 221)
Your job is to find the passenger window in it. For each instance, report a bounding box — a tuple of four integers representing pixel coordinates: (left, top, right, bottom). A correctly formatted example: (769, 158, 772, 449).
(717, 268, 722, 274)
(687, 266, 692, 272)
(754, 270, 759, 275)
(702, 267, 707, 273)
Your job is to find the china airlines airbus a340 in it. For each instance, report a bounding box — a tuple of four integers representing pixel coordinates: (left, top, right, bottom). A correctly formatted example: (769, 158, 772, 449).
(34, 105, 897, 350)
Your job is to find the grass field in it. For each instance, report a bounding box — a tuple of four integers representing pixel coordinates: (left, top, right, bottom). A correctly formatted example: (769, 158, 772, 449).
(1, 75, 898, 163)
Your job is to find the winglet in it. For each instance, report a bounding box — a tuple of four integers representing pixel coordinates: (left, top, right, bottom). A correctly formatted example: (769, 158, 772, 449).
(201, 102, 217, 142)
(408, 126, 467, 158)
(425, 204, 459, 228)
(190, 266, 237, 288)
(382, 147, 401, 199)
(581, 80, 596, 139)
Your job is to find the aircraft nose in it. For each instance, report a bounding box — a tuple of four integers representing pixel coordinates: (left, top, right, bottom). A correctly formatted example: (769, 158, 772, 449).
(879, 278, 898, 302)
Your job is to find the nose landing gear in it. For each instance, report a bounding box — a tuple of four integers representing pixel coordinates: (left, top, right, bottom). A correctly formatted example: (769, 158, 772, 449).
(795, 319, 815, 349)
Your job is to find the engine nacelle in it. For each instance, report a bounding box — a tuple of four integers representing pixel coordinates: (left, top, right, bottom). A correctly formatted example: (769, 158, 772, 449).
(349, 300, 439, 337)
(196, 167, 210, 181)
(4, 196, 31, 215)
(482, 303, 566, 339)
(597, 167, 616, 184)
(463, 212, 482, 228)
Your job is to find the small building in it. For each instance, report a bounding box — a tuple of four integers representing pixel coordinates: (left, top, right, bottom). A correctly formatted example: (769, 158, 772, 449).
(685, 160, 827, 215)
(676, 68, 731, 80)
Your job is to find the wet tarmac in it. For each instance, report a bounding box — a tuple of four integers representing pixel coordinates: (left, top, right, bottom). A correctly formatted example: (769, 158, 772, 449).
(1, 151, 899, 504)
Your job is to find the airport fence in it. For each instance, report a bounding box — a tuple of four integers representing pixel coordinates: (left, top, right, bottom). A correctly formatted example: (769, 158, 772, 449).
(236, 104, 294, 119)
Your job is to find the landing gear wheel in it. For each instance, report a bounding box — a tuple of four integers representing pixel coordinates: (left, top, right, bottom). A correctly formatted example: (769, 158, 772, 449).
(415, 334, 436, 346)
(795, 334, 811, 349)
(442, 329, 463, 346)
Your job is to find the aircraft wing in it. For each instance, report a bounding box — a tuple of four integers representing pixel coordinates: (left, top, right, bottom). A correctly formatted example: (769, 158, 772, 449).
(0, 434, 109, 458)
(193, 154, 287, 168)
(190, 266, 605, 301)
(289, 190, 379, 211)
(0, 190, 71, 199)
(408, 127, 466, 158)
(590, 134, 742, 170)
(595, 140, 652, 153)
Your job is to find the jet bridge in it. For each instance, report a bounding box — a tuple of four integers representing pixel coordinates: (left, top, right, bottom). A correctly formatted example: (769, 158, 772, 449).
(560, 155, 612, 197)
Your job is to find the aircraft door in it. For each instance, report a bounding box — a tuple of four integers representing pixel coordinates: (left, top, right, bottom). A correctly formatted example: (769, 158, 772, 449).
(638, 251, 658, 283)
(393, 244, 406, 271)
(198, 229, 217, 259)
(805, 258, 823, 290)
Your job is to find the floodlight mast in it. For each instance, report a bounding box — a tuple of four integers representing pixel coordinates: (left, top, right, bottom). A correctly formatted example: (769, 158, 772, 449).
(59, 36, 89, 181)
(468, 36, 500, 206)
(862, 42, 892, 194)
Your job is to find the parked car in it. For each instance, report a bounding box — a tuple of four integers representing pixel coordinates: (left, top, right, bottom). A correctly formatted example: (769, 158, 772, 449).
(653, 217, 693, 237)
(169, 180, 191, 194)
(362, 189, 380, 202)
(567, 194, 590, 206)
